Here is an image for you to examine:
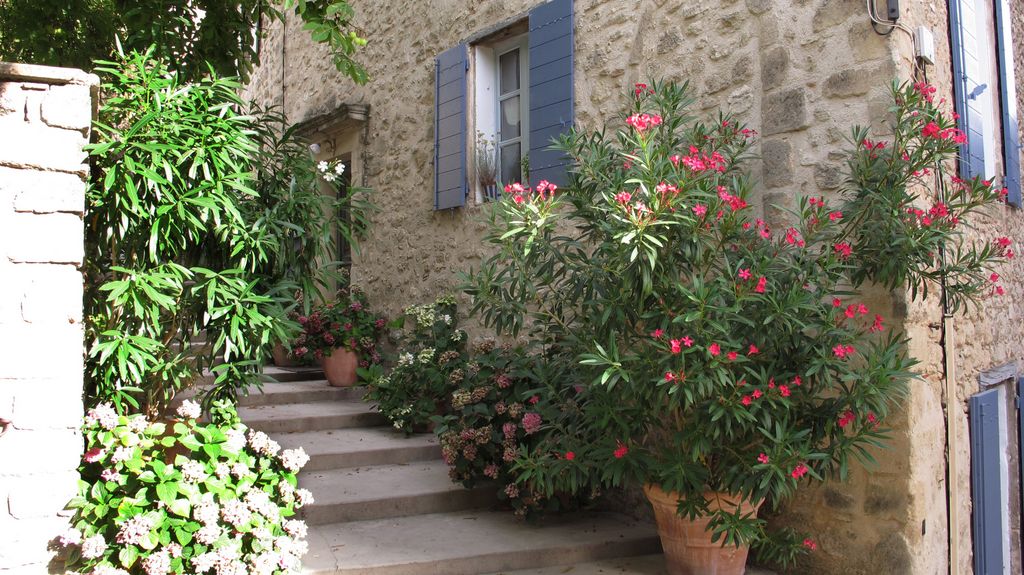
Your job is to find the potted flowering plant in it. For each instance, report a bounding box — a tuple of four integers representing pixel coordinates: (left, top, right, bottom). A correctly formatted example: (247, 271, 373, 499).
(292, 287, 386, 386)
(60, 400, 313, 574)
(463, 81, 1010, 572)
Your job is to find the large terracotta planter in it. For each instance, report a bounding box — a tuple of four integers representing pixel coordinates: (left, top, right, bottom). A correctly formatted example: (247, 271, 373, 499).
(320, 347, 359, 387)
(643, 484, 763, 575)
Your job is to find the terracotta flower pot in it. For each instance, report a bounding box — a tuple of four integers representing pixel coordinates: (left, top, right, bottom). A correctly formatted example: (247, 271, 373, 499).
(271, 343, 299, 367)
(643, 484, 763, 575)
(320, 347, 359, 387)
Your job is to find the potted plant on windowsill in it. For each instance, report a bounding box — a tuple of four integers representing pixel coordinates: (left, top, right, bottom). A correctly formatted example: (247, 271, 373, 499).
(464, 80, 1011, 572)
(293, 287, 386, 387)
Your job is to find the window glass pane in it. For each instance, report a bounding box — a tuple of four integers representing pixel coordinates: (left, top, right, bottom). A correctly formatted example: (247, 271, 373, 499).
(500, 142, 522, 185)
(499, 49, 520, 95)
(500, 96, 521, 141)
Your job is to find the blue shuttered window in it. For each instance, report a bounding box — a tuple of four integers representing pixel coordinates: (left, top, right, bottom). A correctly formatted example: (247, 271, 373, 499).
(969, 388, 1006, 575)
(434, 44, 468, 210)
(949, 0, 989, 179)
(528, 0, 574, 188)
(994, 0, 1021, 207)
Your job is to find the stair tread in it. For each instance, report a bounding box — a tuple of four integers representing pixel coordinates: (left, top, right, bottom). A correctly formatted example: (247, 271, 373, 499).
(275, 428, 438, 459)
(240, 399, 374, 420)
(301, 511, 660, 575)
(299, 460, 472, 505)
(486, 554, 777, 575)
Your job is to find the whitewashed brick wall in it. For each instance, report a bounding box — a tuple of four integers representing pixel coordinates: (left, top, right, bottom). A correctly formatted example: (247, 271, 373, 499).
(0, 62, 96, 573)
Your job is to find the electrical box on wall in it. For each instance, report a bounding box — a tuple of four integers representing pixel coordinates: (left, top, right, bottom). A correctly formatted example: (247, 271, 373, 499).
(887, 0, 900, 21)
(915, 26, 936, 65)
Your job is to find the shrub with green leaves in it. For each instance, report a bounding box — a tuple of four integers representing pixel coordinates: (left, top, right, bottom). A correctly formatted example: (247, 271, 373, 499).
(436, 341, 597, 519)
(463, 80, 1011, 565)
(60, 401, 312, 575)
(363, 296, 467, 434)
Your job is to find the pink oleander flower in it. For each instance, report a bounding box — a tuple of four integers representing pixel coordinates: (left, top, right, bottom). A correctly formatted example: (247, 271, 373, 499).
(748, 344, 759, 355)
(778, 385, 791, 397)
(613, 441, 629, 459)
(692, 204, 707, 217)
(670, 339, 683, 354)
(754, 276, 767, 293)
(757, 453, 770, 464)
(838, 410, 856, 428)
(708, 343, 721, 357)
(791, 463, 809, 479)
(738, 268, 752, 280)
(803, 538, 818, 550)
(651, 328, 664, 339)
(834, 242, 853, 259)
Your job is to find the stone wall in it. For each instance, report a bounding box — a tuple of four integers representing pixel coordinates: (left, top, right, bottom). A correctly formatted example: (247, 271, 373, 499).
(0, 62, 95, 573)
(243, 1, 1024, 573)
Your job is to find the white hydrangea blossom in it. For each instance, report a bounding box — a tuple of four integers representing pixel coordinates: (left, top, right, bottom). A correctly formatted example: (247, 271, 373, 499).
(141, 549, 172, 575)
(220, 499, 252, 527)
(116, 514, 154, 546)
(283, 519, 308, 539)
(417, 348, 435, 364)
(80, 533, 108, 559)
(223, 428, 246, 453)
(397, 352, 415, 367)
(176, 399, 202, 420)
(181, 459, 207, 483)
(86, 403, 118, 430)
(279, 447, 310, 473)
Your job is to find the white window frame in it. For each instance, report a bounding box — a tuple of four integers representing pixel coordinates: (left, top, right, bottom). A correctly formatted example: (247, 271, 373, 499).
(473, 33, 529, 203)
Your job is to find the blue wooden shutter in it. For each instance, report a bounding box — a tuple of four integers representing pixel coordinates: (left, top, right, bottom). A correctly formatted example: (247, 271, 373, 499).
(969, 388, 1006, 575)
(949, 0, 988, 179)
(995, 0, 1021, 207)
(528, 0, 574, 188)
(434, 44, 468, 210)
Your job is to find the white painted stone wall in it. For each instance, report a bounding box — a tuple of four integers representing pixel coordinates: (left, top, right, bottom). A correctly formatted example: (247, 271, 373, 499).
(0, 62, 96, 573)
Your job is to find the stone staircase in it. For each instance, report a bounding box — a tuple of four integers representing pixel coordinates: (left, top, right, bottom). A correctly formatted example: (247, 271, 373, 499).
(237, 367, 668, 575)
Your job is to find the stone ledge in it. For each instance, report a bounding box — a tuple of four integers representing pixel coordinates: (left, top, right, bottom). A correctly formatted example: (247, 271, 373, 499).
(0, 62, 98, 87)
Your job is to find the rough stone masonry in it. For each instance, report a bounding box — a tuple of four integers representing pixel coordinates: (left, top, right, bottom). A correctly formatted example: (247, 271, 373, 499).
(0, 62, 96, 573)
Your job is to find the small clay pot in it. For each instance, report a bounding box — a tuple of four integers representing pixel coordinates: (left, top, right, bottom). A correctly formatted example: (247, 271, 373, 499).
(320, 347, 359, 387)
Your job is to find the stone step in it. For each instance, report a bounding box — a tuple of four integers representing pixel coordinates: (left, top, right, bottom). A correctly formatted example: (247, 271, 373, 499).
(299, 461, 495, 525)
(487, 554, 777, 575)
(274, 428, 441, 471)
(193, 364, 325, 388)
(301, 511, 661, 575)
(238, 400, 385, 434)
(262, 365, 325, 383)
(238, 380, 363, 408)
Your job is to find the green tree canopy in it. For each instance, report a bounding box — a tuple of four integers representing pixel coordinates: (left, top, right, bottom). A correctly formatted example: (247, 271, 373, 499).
(0, 0, 366, 83)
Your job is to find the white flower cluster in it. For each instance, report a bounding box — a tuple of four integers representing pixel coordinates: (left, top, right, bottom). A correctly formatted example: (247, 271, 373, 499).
(247, 430, 281, 457)
(176, 399, 202, 420)
(85, 403, 118, 430)
(92, 566, 129, 575)
(318, 160, 346, 183)
(110, 445, 134, 464)
(223, 427, 246, 453)
(181, 459, 208, 483)
(81, 533, 108, 559)
(220, 499, 252, 528)
(442, 314, 452, 325)
(405, 302, 438, 329)
(115, 514, 155, 546)
(243, 489, 279, 519)
(127, 416, 149, 433)
(417, 348, 435, 364)
(397, 352, 415, 367)
(141, 548, 172, 575)
(451, 329, 465, 343)
(279, 447, 310, 473)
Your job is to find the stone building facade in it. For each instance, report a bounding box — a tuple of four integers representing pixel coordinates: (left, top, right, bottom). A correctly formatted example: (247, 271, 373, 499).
(243, 1, 1024, 573)
(0, 62, 95, 573)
